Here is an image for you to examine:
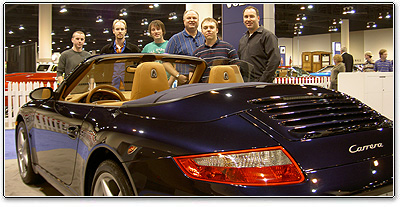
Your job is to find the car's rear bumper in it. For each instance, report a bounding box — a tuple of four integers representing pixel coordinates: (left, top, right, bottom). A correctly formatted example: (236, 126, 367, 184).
(351, 183, 393, 196)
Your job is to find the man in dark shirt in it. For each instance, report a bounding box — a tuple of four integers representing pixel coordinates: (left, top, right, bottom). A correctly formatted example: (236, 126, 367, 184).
(100, 19, 141, 90)
(193, 17, 238, 79)
(100, 19, 141, 54)
(238, 6, 280, 83)
(57, 31, 91, 83)
(341, 47, 354, 72)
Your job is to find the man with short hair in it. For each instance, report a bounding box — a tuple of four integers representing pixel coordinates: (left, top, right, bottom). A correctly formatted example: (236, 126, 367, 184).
(374, 49, 393, 72)
(100, 19, 141, 89)
(341, 46, 354, 72)
(57, 31, 91, 83)
(192, 17, 238, 79)
(164, 10, 205, 86)
(142, 20, 168, 54)
(238, 6, 280, 83)
(100, 19, 140, 54)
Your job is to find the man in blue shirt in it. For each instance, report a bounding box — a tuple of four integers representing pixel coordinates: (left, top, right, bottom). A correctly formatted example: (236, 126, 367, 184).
(164, 10, 205, 86)
(374, 49, 393, 72)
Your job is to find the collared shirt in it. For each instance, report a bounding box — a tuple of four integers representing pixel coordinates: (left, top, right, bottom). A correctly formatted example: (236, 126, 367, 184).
(114, 40, 126, 53)
(100, 40, 141, 54)
(165, 29, 205, 74)
(193, 39, 238, 65)
(238, 26, 280, 83)
(193, 39, 238, 77)
(374, 59, 393, 72)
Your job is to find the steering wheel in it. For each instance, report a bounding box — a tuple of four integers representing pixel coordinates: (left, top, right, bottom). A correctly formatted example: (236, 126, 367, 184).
(86, 85, 127, 103)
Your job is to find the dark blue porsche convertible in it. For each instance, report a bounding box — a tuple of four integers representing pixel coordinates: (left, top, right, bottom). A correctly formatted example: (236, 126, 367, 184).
(16, 54, 393, 196)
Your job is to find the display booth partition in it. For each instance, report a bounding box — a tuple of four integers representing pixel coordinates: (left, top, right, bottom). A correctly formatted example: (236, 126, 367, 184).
(302, 51, 331, 72)
(5, 43, 37, 73)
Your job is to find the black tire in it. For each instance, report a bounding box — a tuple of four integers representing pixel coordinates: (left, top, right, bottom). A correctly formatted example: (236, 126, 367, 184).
(16, 121, 42, 184)
(91, 160, 134, 196)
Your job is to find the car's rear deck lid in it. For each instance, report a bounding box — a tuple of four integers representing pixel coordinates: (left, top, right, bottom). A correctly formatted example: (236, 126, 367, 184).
(248, 93, 392, 141)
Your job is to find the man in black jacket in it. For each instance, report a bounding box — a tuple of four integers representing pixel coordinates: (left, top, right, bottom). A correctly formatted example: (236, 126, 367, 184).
(341, 47, 354, 72)
(100, 19, 141, 54)
(100, 19, 140, 89)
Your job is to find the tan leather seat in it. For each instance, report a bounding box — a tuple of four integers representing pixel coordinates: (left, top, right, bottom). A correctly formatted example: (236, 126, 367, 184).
(130, 62, 169, 100)
(208, 66, 238, 83)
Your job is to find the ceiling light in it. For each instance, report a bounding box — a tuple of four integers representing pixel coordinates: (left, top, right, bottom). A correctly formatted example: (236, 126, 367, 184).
(64, 26, 70, 32)
(385, 12, 391, 18)
(154, 4, 159, 7)
(366, 21, 377, 28)
(86, 32, 91, 37)
(149, 5, 154, 9)
(332, 19, 337, 25)
(60, 5, 67, 13)
(60, 39, 63, 42)
(300, 6, 306, 10)
(51, 31, 55, 35)
(169, 12, 177, 20)
(22, 40, 26, 44)
(103, 28, 109, 33)
(8, 30, 13, 34)
(343, 6, 355, 15)
(217, 16, 222, 24)
(378, 13, 383, 19)
(107, 38, 112, 42)
(296, 14, 306, 21)
(96, 15, 103, 23)
(66, 45, 70, 48)
(328, 26, 338, 32)
(119, 8, 127, 17)
(19, 25, 24, 30)
(52, 41, 56, 44)
(141, 18, 148, 25)
(308, 5, 313, 9)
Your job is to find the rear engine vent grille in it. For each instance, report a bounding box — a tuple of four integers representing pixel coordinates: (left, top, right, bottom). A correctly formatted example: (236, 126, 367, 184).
(249, 93, 392, 140)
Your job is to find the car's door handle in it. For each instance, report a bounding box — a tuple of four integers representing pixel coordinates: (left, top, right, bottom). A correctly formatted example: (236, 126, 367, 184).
(67, 126, 80, 139)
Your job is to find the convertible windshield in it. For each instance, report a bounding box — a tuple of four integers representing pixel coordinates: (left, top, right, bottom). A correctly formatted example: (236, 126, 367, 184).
(61, 54, 254, 104)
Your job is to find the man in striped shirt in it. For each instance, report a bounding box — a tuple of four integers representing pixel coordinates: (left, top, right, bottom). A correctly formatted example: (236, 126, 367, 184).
(192, 17, 238, 80)
(164, 9, 205, 86)
(374, 49, 393, 72)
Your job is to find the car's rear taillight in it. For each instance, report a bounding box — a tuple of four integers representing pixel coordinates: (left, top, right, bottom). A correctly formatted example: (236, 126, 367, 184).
(173, 146, 305, 186)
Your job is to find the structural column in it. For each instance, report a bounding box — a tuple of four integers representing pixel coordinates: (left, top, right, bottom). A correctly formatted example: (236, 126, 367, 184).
(38, 4, 52, 62)
(263, 4, 275, 33)
(186, 4, 213, 30)
(341, 19, 350, 52)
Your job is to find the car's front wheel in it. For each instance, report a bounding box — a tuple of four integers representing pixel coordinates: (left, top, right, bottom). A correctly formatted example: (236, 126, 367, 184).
(91, 160, 134, 196)
(16, 121, 42, 184)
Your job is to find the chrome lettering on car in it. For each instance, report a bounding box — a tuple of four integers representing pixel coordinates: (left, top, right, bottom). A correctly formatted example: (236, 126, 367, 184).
(349, 143, 384, 154)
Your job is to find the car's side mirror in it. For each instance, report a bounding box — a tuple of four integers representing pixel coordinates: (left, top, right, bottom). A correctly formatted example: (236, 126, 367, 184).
(29, 87, 54, 100)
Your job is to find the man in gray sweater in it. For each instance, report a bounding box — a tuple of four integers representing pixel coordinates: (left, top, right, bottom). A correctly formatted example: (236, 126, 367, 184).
(57, 31, 91, 83)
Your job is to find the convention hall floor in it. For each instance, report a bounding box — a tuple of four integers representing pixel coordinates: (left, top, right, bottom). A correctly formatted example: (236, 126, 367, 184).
(3, 129, 62, 196)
